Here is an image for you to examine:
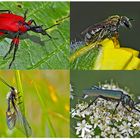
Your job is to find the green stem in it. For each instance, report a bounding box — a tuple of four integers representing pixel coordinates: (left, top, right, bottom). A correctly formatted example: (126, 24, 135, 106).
(34, 83, 56, 137)
(15, 70, 25, 115)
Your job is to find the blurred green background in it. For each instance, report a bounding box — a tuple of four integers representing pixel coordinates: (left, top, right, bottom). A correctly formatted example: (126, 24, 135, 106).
(70, 70, 140, 137)
(71, 70, 140, 98)
(0, 2, 69, 69)
(0, 70, 69, 137)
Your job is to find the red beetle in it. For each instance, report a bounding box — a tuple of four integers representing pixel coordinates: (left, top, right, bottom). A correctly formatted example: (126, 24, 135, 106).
(0, 10, 59, 68)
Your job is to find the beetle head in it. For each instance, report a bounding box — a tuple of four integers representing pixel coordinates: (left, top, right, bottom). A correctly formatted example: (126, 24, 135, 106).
(30, 26, 47, 35)
(120, 16, 133, 29)
(129, 99, 135, 108)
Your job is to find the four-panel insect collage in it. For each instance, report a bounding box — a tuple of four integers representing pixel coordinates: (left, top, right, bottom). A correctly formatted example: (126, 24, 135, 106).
(0, 1, 140, 138)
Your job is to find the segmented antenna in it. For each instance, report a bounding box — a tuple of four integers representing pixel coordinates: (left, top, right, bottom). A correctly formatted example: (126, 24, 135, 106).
(0, 77, 14, 90)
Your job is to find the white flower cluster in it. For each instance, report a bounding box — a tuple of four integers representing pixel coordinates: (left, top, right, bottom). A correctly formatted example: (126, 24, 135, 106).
(70, 84, 74, 100)
(97, 80, 130, 95)
(71, 81, 140, 138)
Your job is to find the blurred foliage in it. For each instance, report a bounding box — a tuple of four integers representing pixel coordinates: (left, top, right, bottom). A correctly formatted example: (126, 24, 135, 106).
(0, 2, 70, 69)
(0, 70, 69, 137)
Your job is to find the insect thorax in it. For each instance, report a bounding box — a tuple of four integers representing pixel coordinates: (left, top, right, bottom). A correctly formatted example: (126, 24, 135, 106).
(6, 89, 18, 101)
(105, 15, 120, 24)
(84, 16, 121, 44)
(6, 92, 11, 100)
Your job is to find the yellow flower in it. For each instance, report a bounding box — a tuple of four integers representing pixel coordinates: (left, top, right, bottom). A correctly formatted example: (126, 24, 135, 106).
(94, 38, 140, 70)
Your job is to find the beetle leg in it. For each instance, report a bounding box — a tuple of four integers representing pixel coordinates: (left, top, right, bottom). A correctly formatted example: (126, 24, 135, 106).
(9, 45, 18, 69)
(133, 102, 140, 113)
(133, 107, 140, 113)
(122, 104, 131, 112)
(44, 23, 60, 39)
(3, 42, 15, 59)
(24, 9, 28, 20)
(27, 19, 37, 26)
(112, 101, 120, 117)
(45, 32, 52, 39)
(0, 10, 12, 13)
(134, 102, 140, 106)
(80, 96, 100, 112)
(8, 36, 20, 69)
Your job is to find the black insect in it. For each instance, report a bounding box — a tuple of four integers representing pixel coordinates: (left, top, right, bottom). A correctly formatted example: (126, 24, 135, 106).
(0, 77, 32, 137)
(81, 15, 133, 45)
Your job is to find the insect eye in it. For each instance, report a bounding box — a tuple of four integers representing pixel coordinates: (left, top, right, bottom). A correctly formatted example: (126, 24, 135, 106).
(121, 16, 132, 28)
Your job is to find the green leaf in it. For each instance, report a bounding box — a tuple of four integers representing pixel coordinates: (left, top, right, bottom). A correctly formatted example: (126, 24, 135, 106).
(70, 42, 99, 70)
(0, 2, 70, 69)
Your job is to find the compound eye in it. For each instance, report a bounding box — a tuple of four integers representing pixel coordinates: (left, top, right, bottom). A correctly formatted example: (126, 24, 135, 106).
(121, 16, 132, 28)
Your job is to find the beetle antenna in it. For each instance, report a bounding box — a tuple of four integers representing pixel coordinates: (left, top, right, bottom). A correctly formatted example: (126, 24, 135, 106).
(45, 23, 59, 31)
(24, 9, 28, 19)
(0, 77, 14, 90)
(56, 15, 70, 23)
(71, 93, 84, 99)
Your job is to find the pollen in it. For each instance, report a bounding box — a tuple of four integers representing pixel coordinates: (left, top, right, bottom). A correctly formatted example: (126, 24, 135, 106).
(65, 104, 69, 112)
(48, 85, 58, 103)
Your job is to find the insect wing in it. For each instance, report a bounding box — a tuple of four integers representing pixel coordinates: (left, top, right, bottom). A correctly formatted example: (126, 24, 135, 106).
(81, 23, 104, 35)
(16, 109, 32, 137)
(6, 110, 16, 129)
(21, 114, 32, 137)
(6, 97, 32, 137)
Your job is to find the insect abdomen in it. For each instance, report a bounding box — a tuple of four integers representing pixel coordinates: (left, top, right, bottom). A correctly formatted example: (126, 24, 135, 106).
(85, 27, 102, 43)
(83, 88, 122, 100)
